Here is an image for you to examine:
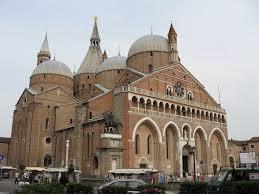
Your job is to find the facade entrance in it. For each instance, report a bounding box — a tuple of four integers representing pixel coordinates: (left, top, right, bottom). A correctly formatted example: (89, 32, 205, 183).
(182, 156, 188, 177)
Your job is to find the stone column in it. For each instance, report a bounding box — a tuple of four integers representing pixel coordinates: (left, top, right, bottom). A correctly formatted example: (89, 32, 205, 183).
(65, 139, 69, 168)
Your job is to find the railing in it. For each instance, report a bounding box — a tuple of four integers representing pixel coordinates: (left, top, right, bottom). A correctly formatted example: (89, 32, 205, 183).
(130, 107, 227, 128)
(113, 86, 226, 113)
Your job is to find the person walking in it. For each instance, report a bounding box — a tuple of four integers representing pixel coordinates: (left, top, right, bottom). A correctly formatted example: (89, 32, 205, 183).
(14, 172, 19, 184)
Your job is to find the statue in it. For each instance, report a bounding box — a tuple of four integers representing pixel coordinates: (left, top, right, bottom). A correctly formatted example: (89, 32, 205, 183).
(183, 129, 188, 140)
(103, 112, 122, 134)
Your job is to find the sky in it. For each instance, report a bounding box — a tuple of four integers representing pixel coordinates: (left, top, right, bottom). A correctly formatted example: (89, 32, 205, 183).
(0, 0, 258, 140)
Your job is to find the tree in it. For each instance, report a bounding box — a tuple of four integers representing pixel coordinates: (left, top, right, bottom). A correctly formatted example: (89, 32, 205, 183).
(19, 164, 26, 172)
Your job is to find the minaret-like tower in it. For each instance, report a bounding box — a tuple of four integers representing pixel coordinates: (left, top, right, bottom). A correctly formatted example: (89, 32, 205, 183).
(37, 33, 51, 65)
(168, 23, 179, 64)
(90, 17, 100, 47)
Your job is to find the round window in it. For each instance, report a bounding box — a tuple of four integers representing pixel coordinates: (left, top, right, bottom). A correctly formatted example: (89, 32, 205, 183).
(46, 137, 51, 144)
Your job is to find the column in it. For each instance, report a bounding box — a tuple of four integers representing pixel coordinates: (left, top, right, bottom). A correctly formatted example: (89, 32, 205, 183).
(65, 139, 69, 168)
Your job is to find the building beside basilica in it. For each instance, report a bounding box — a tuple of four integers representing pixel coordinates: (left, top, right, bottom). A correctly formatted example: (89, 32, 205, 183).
(7, 20, 230, 177)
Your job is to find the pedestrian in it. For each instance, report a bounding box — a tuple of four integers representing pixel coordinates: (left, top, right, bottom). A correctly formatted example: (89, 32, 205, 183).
(59, 172, 68, 186)
(15, 172, 19, 184)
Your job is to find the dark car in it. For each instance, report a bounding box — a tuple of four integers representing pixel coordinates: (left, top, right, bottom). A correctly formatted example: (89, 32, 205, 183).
(97, 179, 146, 194)
(208, 167, 259, 193)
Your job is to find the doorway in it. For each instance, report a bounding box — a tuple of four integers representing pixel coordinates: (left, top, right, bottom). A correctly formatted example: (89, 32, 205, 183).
(182, 156, 188, 177)
(213, 164, 218, 175)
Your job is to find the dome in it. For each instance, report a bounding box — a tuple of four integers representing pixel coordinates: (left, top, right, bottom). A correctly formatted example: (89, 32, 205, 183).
(97, 56, 126, 73)
(128, 35, 169, 58)
(32, 60, 73, 78)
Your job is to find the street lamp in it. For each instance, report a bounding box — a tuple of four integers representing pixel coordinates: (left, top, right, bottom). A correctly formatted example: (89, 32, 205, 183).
(189, 146, 196, 182)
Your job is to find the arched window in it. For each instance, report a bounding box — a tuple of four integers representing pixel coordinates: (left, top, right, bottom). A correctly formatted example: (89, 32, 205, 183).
(147, 135, 151, 154)
(89, 112, 92, 119)
(43, 154, 52, 167)
(135, 134, 140, 154)
(166, 131, 169, 159)
(45, 118, 49, 129)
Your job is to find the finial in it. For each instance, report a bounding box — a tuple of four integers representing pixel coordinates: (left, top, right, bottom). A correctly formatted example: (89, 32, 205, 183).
(118, 45, 121, 56)
(94, 16, 97, 23)
(150, 25, 153, 35)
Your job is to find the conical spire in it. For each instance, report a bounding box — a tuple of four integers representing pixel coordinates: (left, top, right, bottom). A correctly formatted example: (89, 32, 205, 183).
(168, 23, 177, 35)
(77, 18, 103, 74)
(40, 33, 49, 52)
(90, 17, 100, 43)
(37, 33, 51, 65)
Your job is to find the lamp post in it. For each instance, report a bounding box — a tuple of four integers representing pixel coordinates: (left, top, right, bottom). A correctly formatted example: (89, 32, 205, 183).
(189, 146, 196, 181)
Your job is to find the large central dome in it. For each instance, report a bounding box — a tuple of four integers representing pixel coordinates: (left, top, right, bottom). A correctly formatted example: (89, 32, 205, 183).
(32, 60, 73, 78)
(128, 35, 169, 58)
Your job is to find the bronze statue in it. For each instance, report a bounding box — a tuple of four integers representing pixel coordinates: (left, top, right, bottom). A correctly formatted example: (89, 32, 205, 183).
(103, 112, 122, 134)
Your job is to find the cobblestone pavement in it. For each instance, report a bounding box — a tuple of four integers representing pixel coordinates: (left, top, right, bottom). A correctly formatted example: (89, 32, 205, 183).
(0, 178, 19, 193)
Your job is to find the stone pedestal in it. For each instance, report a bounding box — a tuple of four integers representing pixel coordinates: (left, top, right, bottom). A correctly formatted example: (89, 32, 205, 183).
(98, 133, 123, 177)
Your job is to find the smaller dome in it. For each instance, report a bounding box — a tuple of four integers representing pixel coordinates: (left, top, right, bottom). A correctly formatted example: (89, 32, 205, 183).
(128, 35, 169, 58)
(97, 56, 126, 73)
(32, 60, 73, 78)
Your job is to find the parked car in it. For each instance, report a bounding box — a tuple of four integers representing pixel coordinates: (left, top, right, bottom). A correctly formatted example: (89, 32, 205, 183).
(97, 179, 146, 194)
(208, 167, 259, 193)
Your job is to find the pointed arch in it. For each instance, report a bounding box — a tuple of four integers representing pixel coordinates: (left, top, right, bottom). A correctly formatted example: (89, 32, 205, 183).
(192, 126, 208, 140)
(162, 121, 181, 138)
(132, 117, 162, 143)
(208, 128, 227, 149)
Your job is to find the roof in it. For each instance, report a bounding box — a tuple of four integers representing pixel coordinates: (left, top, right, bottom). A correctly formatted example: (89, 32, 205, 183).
(94, 84, 111, 93)
(249, 137, 259, 142)
(229, 137, 259, 146)
(40, 33, 49, 52)
(77, 46, 102, 74)
(128, 35, 169, 58)
(26, 88, 39, 95)
(0, 137, 10, 144)
(97, 56, 127, 73)
(32, 60, 73, 78)
(108, 168, 158, 174)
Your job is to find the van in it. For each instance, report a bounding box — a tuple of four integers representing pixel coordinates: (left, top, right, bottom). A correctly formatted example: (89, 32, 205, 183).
(208, 167, 259, 193)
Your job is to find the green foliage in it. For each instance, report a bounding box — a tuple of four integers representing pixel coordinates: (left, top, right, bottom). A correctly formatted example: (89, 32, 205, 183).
(138, 184, 166, 194)
(179, 181, 207, 194)
(66, 183, 93, 194)
(15, 183, 65, 194)
(101, 186, 128, 194)
(18, 164, 26, 172)
(68, 164, 74, 174)
(232, 182, 259, 194)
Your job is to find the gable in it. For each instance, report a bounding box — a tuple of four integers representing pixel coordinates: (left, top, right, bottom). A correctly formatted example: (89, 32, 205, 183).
(131, 64, 220, 108)
(115, 68, 144, 88)
(35, 86, 80, 104)
(15, 88, 37, 108)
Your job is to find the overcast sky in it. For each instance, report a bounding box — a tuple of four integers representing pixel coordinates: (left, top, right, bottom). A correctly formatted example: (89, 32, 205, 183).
(0, 0, 258, 140)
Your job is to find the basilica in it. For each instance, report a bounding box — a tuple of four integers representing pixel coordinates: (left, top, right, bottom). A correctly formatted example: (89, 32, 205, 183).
(8, 19, 229, 177)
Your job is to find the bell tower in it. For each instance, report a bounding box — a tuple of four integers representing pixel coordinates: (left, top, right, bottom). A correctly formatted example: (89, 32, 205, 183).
(37, 33, 51, 65)
(168, 23, 179, 64)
